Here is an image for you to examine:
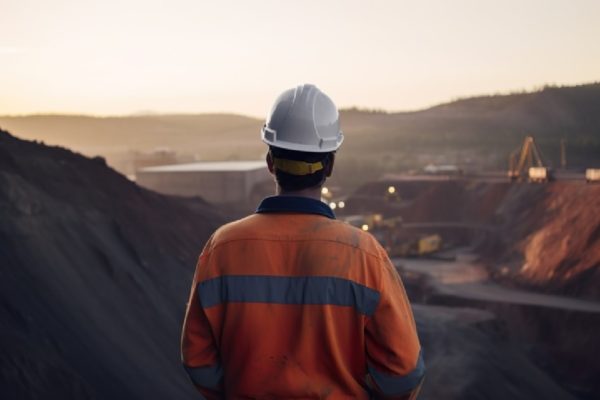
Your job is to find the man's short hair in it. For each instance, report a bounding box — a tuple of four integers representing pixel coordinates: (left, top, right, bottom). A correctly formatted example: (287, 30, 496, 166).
(269, 146, 334, 192)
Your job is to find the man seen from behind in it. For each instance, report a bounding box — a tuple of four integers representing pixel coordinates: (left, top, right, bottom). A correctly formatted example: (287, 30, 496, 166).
(181, 84, 425, 399)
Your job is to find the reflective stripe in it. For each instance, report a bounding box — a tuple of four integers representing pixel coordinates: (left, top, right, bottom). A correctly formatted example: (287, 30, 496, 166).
(198, 275, 380, 316)
(183, 363, 223, 390)
(368, 350, 425, 396)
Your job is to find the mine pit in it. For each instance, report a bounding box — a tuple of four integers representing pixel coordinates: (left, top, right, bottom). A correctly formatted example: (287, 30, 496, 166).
(343, 178, 600, 399)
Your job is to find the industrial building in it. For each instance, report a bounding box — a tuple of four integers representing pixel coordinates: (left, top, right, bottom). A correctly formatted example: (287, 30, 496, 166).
(136, 161, 272, 208)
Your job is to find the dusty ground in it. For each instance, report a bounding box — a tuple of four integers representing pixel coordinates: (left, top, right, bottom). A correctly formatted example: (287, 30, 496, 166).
(413, 304, 576, 400)
(401, 252, 600, 313)
(398, 249, 600, 398)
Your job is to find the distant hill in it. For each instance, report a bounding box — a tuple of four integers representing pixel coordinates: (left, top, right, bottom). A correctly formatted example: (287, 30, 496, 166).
(342, 82, 600, 151)
(0, 113, 263, 160)
(339, 83, 600, 186)
(2, 82, 599, 187)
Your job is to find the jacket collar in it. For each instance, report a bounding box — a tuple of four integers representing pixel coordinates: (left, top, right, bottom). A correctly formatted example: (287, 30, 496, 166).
(256, 196, 336, 219)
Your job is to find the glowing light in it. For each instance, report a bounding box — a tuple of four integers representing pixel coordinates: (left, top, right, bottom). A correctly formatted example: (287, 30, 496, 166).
(321, 187, 329, 195)
(338, 201, 345, 209)
(329, 202, 337, 210)
(361, 224, 369, 231)
(387, 186, 396, 194)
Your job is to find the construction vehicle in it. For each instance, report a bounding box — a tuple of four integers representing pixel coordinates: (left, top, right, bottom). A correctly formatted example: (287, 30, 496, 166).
(385, 234, 442, 258)
(418, 234, 442, 254)
(508, 135, 553, 182)
(377, 216, 442, 257)
(586, 169, 600, 183)
(528, 167, 550, 183)
(344, 214, 442, 257)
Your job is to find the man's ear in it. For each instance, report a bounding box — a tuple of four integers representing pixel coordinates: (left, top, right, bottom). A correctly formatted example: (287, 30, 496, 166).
(266, 151, 275, 174)
(326, 153, 335, 177)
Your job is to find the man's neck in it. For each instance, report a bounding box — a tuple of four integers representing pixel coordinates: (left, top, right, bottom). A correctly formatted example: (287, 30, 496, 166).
(276, 186, 322, 201)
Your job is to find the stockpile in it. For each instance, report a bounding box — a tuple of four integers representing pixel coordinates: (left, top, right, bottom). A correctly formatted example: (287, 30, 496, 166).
(0, 129, 222, 399)
(504, 183, 600, 300)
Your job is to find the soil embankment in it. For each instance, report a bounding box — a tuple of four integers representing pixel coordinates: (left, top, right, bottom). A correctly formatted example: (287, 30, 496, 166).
(491, 182, 600, 300)
(0, 129, 223, 399)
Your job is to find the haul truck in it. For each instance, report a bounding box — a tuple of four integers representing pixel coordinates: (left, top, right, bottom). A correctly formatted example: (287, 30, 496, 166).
(528, 167, 550, 183)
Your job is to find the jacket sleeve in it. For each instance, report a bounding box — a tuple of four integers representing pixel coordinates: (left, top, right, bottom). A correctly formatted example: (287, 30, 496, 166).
(181, 248, 224, 399)
(365, 250, 425, 400)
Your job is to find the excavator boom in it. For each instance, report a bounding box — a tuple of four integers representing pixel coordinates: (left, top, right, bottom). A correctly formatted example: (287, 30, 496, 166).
(508, 135, 549, 181)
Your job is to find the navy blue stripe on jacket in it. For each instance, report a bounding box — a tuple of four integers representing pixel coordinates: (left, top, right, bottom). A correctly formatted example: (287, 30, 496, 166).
(198, 275, 380, 316)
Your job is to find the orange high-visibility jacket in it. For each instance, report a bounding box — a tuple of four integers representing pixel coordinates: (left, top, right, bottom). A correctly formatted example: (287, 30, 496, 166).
(181, 196, 425, 399)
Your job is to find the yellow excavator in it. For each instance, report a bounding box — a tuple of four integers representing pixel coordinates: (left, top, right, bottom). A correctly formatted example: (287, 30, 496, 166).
(379, 217, 442, 257)
(343, 214, 442, 257)
(508, 136, 552, 182)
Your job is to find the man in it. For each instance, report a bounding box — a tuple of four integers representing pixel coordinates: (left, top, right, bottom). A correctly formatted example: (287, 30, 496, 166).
(181, 84, 425, 399)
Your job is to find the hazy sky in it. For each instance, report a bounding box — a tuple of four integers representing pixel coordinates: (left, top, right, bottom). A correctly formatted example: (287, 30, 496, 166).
(1, 0, 599, 117)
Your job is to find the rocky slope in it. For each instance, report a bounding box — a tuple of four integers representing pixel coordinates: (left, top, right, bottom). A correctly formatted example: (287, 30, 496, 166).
(489, 182, 600, 300)
(0, 128, 222, 399)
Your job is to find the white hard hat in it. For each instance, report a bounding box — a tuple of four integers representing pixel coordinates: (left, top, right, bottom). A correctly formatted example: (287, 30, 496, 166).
(261, 84, 344, 153)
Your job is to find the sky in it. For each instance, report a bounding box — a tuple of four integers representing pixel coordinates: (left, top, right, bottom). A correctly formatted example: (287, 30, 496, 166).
(1, 0, 599, 117)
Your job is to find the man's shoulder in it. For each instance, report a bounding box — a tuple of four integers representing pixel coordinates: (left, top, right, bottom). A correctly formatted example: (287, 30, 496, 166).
(309, 217, 385, 256)
(208, 213, 385, 259)
(210, 214, 258, 242)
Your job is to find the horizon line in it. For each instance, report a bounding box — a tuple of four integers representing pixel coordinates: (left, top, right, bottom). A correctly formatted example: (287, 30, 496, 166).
(1, 80, 598, 119)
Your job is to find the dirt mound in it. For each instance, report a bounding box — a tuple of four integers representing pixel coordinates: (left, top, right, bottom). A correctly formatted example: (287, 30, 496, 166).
(501, 183, 600, 300)
(0, 129, 222, 399)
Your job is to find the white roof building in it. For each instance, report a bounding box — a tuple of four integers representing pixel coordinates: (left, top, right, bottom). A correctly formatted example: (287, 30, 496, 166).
(136, 161, 272, 206)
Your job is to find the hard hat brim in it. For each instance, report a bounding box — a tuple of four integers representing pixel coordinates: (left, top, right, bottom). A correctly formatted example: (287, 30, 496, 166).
(262, 126, 343, 153)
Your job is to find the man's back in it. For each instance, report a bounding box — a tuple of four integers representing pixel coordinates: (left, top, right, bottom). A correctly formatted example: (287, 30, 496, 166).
(182, 196, 424, 399)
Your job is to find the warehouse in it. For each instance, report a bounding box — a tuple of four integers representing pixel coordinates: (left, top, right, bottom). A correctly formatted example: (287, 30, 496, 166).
(136, 161, 272, 208)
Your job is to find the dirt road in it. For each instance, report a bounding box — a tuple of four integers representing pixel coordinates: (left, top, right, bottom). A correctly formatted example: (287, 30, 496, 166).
(395, 250, 600, 313)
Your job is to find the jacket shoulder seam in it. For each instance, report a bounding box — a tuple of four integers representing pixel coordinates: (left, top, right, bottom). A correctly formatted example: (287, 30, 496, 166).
(208, 236, 385, 260)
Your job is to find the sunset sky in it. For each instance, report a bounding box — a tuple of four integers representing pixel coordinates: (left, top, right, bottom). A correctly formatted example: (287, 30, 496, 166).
(1, 0, 599, 117)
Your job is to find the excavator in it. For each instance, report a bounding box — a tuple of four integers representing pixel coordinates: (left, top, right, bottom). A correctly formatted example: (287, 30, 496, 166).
(342, 214, 442, 257)
(508, 135, 552, 182)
